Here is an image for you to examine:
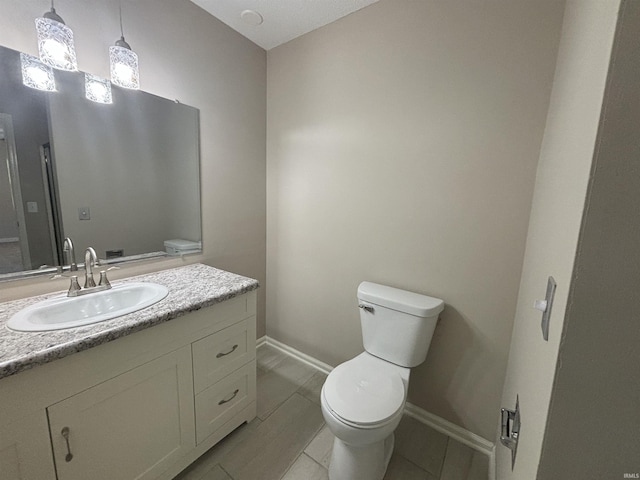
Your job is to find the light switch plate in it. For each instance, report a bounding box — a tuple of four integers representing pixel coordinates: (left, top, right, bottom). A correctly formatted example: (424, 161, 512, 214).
(541, 276, 556, 341)
(78, 207, 91, 220)
(26, 201, 38, 213)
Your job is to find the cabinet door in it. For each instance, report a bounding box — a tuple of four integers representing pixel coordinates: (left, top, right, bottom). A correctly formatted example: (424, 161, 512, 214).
(47, 346, 195, 480)
(0, 412, 56, 479)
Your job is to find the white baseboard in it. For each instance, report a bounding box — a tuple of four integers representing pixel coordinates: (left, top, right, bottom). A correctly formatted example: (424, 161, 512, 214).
(0, 237, 19, 244)
(403, 403, 494, 457)
(257, 335, 495, 458)
(259, 335, 333, 374)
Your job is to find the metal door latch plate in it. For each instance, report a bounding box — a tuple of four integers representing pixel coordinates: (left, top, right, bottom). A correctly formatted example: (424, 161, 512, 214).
(500, 395, 520, 469)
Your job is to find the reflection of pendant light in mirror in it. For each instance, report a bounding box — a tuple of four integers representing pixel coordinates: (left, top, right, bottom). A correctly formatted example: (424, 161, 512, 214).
(85, 74, 113, 104)
(35, 0, 78, 71)
(110, 2, 139, 90)
(21, 53, 56, 91)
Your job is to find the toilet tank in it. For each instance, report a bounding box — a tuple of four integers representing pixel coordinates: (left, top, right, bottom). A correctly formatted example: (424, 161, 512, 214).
(357, 282, 444, 367)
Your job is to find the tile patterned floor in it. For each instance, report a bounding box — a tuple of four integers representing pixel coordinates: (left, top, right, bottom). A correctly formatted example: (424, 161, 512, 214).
(175, 345, 489, 480)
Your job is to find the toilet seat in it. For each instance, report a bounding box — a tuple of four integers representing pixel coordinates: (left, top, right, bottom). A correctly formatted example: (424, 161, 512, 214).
(323, 357, 405, 427)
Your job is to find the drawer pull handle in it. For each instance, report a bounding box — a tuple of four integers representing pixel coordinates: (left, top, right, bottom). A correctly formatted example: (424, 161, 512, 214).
(216, 344, 239, 358)
(61, 427, 73, 462)
(218, 389, 240, 405)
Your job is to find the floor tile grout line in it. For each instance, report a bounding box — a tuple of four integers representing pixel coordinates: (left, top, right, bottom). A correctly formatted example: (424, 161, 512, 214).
(256, 386, 301, 422)
(393, 451, 438, 480)
(274, 404, 326, 480)
(218, 462, 234, 480)
(436, 436, 451, 479)
(276, 452, 302, 480)
(299, 419, 327, 455)
(304, 451, 329, 472)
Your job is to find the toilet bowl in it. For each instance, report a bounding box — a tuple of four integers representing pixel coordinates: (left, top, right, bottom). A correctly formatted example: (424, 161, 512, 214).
(321, 282, 444, 480)
(321, 352, 409, 480)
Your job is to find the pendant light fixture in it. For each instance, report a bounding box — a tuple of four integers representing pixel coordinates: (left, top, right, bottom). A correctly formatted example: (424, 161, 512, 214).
(109, 2, 140, 90)
(21, 53, 56, 91)
(85, 73, 113, 104)
(35, 0, 78, 71)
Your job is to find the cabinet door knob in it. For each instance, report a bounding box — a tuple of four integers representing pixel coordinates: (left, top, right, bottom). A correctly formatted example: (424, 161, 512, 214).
(216, 344, 239, 358)
(61, 427, 73, 462)
(218, 389, 240, 405)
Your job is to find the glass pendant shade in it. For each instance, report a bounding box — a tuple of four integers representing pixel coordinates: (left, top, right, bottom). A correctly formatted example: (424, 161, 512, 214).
(35, 15, 77, 71)
(85, 74, 113, 104)
(110, 40, 139, 90)
(20, 53, 56, 91)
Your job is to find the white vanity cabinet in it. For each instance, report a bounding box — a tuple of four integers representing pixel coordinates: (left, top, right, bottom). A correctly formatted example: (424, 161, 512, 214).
(0, 290, 257, 480)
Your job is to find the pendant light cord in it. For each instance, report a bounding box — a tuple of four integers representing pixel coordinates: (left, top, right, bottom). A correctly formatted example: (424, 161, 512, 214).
(119, 2, 125, 39)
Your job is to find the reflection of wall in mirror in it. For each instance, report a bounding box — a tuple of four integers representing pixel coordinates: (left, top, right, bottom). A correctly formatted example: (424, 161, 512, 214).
(48, 70, 201, 260)
(0, 138, 19, 239)
(0, 48, 55, 269)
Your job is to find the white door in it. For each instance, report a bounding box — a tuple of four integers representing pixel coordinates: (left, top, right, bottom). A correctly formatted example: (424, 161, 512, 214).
(495, 2, 619, 478)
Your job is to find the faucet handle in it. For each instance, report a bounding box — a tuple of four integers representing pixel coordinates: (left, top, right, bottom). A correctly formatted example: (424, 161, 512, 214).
(67, 276, 81, 297)
(98, 271, 112, 289)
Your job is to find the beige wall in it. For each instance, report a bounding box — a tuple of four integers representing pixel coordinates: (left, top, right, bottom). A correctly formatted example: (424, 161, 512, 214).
(0, 0, 267, 336)
(538, 0, 639, 476)
(266, 0, 564, 440)
(496, 1, 619, 478)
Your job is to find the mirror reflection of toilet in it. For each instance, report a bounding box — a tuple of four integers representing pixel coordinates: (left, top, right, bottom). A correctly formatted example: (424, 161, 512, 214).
(320, 282, 444, 480)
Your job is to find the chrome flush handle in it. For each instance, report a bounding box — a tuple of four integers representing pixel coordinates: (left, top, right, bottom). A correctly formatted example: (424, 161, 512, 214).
(358, 304, 374, 313)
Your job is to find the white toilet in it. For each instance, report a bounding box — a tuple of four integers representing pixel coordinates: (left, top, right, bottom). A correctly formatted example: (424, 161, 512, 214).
(320, 281, 444, 480)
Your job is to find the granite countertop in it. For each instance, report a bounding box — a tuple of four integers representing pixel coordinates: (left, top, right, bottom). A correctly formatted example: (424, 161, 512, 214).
(0, 264, 259, 380)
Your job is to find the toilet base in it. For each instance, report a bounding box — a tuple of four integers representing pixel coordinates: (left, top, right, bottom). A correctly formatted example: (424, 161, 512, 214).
(328, 433, 395, 480)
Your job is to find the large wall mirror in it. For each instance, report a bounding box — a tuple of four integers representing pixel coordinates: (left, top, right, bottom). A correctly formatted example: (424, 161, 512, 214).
(0, 45, 201, 280)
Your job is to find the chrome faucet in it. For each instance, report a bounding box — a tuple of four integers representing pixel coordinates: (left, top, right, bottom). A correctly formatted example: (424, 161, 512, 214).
(84, 247, 98, 288)
(63, 237, 78, 272)
(66, 246, 112, 297)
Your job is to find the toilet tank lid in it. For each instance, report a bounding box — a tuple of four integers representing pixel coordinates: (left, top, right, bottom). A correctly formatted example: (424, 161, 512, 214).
(164, 239, 202, 249)
(357, 282, 444, 317)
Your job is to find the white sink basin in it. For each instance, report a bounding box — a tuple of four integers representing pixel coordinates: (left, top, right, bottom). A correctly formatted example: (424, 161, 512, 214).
(7, 282, 169, 332)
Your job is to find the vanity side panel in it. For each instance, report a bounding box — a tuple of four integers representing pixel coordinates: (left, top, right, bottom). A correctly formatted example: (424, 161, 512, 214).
(0, 411, 56, 479)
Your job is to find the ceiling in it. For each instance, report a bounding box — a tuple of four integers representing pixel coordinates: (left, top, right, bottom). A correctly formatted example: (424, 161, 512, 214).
(190, 0, 381, 51)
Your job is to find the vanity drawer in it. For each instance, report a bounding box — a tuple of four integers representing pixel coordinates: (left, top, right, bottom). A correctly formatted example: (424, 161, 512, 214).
(195, 361, 256, 445)
(192, 317, 256, 394)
